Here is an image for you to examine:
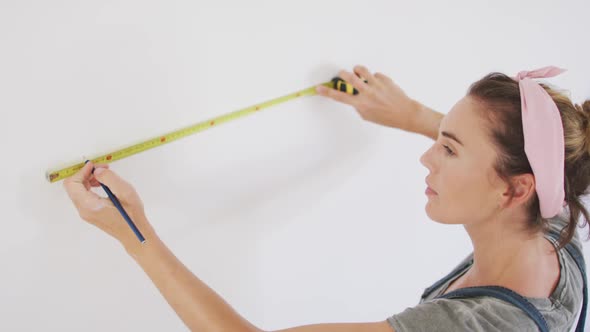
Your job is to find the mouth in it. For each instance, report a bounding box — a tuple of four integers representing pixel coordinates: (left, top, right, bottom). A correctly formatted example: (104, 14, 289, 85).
(425, 180, 438, 195)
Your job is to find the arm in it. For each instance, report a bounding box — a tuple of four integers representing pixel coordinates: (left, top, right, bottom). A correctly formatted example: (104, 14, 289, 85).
(64, 163, 261, 331)
(273, 322, 393, 332)
(129, 236, 395, 332)
(129, 236, 394, 332)
(64, 163, 396, 332)
(317, 65, 444, 142)
(126, 235, 263, 332)
(408, 101, 444, 141)
(127, 104, 440, 331)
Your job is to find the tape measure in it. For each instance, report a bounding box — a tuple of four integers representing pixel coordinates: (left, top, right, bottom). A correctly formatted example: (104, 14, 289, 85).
(46, 76, 360, 183)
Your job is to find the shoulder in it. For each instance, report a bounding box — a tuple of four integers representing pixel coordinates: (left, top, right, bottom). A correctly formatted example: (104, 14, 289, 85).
(387, 297, 540, 332)
(545, 210, 585, 309)
(543, 211, 585, 327)
(547, 208, 584, 252)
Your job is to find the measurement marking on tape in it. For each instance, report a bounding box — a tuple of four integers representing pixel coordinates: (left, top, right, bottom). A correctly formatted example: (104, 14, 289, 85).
(46, 77, 358, 183)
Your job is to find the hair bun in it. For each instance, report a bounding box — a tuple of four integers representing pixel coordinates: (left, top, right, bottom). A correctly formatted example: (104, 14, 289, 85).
(578, 100, 590, 123)
(579, 100, 590, 155)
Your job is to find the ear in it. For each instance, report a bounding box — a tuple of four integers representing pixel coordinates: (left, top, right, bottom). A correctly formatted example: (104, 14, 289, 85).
(499, 173, 536, 209)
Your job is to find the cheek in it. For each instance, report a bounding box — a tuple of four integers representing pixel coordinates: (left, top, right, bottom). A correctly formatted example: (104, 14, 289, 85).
(427, 168, 494, 223)
(451, 172, 499, 218)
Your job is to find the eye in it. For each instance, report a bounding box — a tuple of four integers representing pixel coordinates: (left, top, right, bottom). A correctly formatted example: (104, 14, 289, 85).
(442, 144, 455, 156)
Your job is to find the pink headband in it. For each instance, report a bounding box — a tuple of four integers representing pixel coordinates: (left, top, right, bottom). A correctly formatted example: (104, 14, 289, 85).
(515, 66, 566, 219)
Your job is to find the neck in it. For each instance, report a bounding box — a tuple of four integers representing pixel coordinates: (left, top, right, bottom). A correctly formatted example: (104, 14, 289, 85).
(464, 216, 552, 285)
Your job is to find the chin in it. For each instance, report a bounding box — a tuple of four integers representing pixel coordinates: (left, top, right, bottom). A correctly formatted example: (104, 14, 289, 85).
(424, 201, 438, 222)
(424, 202, 457, 225)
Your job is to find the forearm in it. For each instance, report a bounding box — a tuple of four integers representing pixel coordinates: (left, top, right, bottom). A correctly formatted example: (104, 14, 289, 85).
(407, 100, 444, 141)
(125, 232, 261, 332)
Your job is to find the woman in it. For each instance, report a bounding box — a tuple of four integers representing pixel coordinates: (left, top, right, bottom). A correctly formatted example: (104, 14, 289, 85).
(64, 65, 589, 331)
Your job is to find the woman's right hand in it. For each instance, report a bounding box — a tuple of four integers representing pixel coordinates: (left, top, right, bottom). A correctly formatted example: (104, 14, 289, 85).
(316, 65, 421, 132)
(63, 161, 157, 253)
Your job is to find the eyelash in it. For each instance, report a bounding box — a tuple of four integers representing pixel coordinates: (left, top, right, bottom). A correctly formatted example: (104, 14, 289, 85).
(442, 144, 455, 156)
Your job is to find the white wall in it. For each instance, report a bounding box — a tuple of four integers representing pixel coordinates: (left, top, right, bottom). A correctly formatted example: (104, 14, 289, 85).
(1, 0, 588, 330)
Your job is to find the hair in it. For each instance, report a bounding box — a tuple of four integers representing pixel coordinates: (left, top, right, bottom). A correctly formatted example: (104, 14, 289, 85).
(467, 72, 590, 250)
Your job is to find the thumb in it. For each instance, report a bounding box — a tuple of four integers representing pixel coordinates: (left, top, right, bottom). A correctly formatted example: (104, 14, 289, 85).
(63, 161, 96, 205)
(72, 160, 94, 182)
(93, 168, 134, 200)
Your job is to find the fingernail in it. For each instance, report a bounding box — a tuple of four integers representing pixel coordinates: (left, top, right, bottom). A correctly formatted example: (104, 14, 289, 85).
(94, 168, 105, 176)
(84, 160, 96, 174)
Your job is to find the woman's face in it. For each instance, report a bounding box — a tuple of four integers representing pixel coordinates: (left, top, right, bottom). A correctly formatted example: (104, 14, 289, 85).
(419, 96, 506, 226)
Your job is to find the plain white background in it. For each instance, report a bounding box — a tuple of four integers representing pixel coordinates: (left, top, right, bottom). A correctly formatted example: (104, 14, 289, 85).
(1, 0, 589, 330)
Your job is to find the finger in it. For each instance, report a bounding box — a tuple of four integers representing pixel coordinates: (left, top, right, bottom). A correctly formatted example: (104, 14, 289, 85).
(73, 161, 95, 183)
(89, 178, 102, 187)
(338, 70, 368, 94)
(374, 72, 392, 83)
(85, 163, 110, 188)
(90, 163, 109, 177)
(63, 162, 95, 205)
(353, 65, 377, 85)
(316, 84, 357, 105)
(93, 168, 134, 201)
(94, 163, 110, 170)
(86, 162, 107, 190)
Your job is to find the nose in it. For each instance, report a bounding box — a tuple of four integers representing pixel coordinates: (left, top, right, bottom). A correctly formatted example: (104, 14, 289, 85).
(420, 143, 435, 171)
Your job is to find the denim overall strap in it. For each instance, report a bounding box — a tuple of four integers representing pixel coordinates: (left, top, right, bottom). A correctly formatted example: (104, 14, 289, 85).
(421, 230, 587, 331)
(437, 285, 549, 332)
(547, 230, 587, 332)
(420, 258, 473, 301)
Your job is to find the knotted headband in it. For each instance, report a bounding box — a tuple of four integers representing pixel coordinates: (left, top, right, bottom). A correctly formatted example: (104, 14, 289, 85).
(515, 66, 566, 218)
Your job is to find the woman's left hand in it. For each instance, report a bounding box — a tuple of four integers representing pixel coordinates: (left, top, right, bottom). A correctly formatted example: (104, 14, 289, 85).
(63, 161, 156, 251)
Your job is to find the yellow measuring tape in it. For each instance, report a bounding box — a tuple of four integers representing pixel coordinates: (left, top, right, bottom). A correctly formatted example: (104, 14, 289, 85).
(46, 77, 359, 183)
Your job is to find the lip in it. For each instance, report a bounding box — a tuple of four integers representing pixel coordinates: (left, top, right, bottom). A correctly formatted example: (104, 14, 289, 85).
(426, 187, 438, 196)
(425, 180, 438, 195)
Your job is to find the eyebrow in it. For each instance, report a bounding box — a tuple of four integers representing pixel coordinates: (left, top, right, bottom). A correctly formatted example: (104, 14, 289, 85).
(441, 131, 464, 147)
